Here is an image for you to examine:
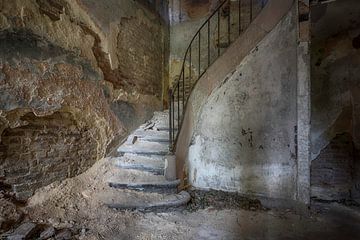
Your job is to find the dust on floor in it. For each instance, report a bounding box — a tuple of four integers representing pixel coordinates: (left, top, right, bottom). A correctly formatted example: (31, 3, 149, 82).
(1, 158, 360, 240)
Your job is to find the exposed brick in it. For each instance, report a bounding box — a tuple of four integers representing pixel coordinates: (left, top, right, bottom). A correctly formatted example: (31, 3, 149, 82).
(311, 133, 356, 201)
(0, 112, 97, 200)
(117, 16, 164, 96)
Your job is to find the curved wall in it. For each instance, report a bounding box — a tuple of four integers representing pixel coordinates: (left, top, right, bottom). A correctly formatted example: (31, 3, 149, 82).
(175, 0, 302, 201)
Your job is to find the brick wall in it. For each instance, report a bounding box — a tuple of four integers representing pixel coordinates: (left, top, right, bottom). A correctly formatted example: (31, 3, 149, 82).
(117, 17, 165, 96)
(311, 133, 355, 201)
(0, 112, 97, 201)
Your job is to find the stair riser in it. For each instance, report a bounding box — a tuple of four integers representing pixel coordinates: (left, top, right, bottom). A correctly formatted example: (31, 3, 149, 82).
(107, 205, 187, 213)
(117, 150, 169, 156)
(114, 164, 164, 175)
(108, 183, 178, 194)
(106, 191, 191, 212)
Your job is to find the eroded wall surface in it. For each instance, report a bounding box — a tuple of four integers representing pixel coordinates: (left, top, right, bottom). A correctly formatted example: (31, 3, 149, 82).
(0, 0, 168, 200)
(186, 7, 298, 200)
(310, 0, 360, 202)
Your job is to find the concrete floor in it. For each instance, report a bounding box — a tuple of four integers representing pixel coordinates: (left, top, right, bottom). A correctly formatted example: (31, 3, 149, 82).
(108, 203, 360, 240)
(20, 159, 360, 240)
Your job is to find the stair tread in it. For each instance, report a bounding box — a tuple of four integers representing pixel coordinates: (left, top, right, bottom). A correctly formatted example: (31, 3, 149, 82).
(113, 155, 165, 175)
(107, 167, 166, 182)
(133, 129, 169, 142)
(105, 190, 190, 211)
(108, 179, 180, 187)
(108, 179, 180, 193)
(117, 141, 169, 155)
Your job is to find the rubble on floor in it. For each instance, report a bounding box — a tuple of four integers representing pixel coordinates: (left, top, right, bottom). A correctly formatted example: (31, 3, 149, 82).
(187, 189, 265, 212)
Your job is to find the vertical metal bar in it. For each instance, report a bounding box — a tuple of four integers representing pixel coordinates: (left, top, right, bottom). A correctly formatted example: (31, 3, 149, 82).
(168, 89, 172, 148)
(217, 10, 220, 57)
(238, 0, 241, 34)
(227, 0, 230, 45)
(177, 82, 180, 135)
(250, 0, 253, 22)
(182, 68, 185, 109)
(189, 46, 192, 86)
(198, 33, 201, 77)
(172, 93, 176, 143)
(208, 21, 210, 67)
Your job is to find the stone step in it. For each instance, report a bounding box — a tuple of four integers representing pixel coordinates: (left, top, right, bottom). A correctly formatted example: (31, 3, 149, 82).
(106, 167, 166, 184)
(113, 154, 165, 175)
(117, 141, 169, 156)
(108, 179, 180, 194)
(105, 190, 191, 212)
(133, 129, 169, 143)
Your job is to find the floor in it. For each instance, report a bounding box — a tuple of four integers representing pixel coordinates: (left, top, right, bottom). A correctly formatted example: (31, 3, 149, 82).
(0, 158, 351, 240)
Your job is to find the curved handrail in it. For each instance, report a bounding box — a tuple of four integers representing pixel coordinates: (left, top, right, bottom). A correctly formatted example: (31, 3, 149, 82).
(169, 0, 267, 150)
(171, 0, 229, 88)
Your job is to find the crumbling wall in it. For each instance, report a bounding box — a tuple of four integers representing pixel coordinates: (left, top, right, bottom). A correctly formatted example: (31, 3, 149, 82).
(310, 0, 360, 202)
(0, 112, 97, 200)
(0, 0, 168, 200)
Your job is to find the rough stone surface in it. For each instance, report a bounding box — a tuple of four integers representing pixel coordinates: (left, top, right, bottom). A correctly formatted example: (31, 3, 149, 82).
(0, 112, 97, 200)
(186, 7, 298, 200)
(0, 0, 167, 200)
(6, 222, 37, 240)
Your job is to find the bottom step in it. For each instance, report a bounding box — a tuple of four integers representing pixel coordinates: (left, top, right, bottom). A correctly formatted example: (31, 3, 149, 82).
(106, 191, 190, 212)
(108, 180, 180, 194)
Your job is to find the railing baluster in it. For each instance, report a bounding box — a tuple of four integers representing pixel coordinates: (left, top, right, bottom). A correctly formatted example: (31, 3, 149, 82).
(227, 0, 231, 45)
(217, 10, 220, 57)
(182, 68, 185, 109)
(177, 82, 180, 135)
(208, 21, 210, 67)
(168, 89, 172, 148)
(172, 93, 175, 144)
(239, 0, 241, 34)
(198, 33, 201, 77)
(250, 0, 253, 22)
(189, 46, 192, 86)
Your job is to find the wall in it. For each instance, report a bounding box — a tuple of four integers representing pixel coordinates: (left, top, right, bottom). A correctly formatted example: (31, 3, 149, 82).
(0, 0, 168, 200)
(174, 0, 301, 202)
(310, 0, 360, 202)
(0, 112, 97, 200)
(187, 6, 297, 199)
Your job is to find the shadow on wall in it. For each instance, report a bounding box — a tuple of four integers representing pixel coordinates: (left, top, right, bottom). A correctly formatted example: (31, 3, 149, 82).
(310, 0, 360, 203)
(311, 133, 360, 202)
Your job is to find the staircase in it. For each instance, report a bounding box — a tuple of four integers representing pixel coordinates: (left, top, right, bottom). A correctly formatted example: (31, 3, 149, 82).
(102, 0, 267, 212)
(104, 111, 190, 211)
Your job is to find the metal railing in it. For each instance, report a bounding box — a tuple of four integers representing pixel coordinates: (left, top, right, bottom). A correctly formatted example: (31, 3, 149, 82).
(169, 0, 267, 150)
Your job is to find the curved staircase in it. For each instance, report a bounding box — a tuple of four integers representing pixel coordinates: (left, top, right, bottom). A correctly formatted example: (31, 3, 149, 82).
(104, 111, 190, 212)
(103, 0, 268, 212)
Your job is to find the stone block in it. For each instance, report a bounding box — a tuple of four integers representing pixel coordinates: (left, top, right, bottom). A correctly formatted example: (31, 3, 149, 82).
(164, 155, 177, 181)
(6, 222, 37, 240)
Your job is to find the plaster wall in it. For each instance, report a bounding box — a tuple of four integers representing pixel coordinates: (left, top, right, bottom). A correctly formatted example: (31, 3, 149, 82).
(185, 6, 298, 200)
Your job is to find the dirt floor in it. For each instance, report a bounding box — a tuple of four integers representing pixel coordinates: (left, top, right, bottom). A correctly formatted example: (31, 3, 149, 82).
(1, 158, 360, 239)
